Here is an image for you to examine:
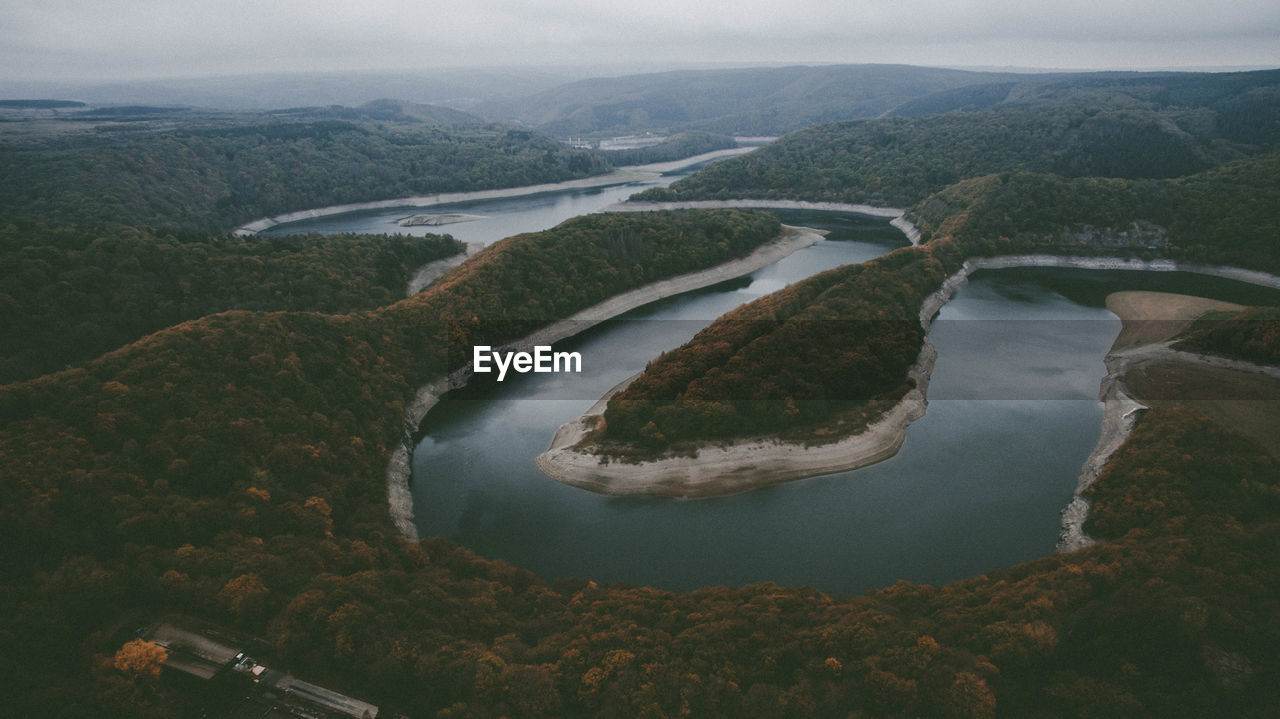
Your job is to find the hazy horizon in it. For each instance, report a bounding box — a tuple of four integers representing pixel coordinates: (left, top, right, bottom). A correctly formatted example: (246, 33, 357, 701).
(4, 1, 1278, 86)
(6, 59, 1280, 87)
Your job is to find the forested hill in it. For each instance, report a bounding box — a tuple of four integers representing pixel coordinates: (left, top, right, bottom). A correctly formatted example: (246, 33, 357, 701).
(0, 209, 792, 716)
(0, 218, 465, 385)
(637, 69, 1280, 207)
(910, 151, 1280, 272)
(478, 64, 1022, 137)
(3, 207, 1278, 716)
(0, 114, 607, 232)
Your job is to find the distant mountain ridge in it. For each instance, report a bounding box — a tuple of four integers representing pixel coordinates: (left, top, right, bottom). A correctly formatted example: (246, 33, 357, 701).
(476, 64, 1280, 139)
(636, 68, 1280, 207)
(478, 63, 1023, 136)
(266, 99, 484, 126)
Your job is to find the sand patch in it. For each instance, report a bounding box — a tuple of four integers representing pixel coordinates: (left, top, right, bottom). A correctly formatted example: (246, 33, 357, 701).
(1105, 291, 1244, 351)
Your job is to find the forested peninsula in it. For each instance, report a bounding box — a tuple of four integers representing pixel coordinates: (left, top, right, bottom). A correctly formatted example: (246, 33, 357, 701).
(585, 151, 1280, 462)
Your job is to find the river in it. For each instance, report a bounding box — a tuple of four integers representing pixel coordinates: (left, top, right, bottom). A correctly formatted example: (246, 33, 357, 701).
(266, 176, 1280, 595)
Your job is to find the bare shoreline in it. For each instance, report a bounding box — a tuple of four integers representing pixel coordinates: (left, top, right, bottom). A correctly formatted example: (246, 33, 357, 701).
(232, 147, 759, 236)
(536, 255, 1280, 504)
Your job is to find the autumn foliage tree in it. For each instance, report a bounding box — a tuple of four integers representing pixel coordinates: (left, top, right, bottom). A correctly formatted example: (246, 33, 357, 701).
(112, 640, 168, 680)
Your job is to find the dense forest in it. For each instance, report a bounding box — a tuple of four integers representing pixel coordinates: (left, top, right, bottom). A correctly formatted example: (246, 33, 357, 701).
(635, 69, 1280, 207)
(909, 152, 1280, 272)
(603, 243, 960, 445)
(603, 70, 1280, 447)
(0, 216, 463, 383)
(0, 208, 795, 717)
(4, 200, 1273, 716)
(5, 345, 1277, 717)
(4, 66, 1280, 718)
(376, 209, 782, 379)
(0, 116, 607, 232)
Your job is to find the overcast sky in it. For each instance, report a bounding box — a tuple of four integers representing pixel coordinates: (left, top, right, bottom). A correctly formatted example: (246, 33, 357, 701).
(3, 0, 1279, 81)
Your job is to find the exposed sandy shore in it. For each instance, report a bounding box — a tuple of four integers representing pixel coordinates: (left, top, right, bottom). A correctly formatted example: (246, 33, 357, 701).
(538, 255, 1280, 502)
(233, 147, 759, 236)
(609, 200, 921, 246)
(1105, 291, 1243, 351)
(398, 212, 487, 227)
(386, 224, 828, 539)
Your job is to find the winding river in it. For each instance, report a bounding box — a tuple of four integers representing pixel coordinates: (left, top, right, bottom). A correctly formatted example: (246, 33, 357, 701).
(268, 172, 1280, 595)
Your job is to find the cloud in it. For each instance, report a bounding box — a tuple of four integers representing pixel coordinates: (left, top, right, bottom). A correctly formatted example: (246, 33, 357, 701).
(2, 0, 1278, 80)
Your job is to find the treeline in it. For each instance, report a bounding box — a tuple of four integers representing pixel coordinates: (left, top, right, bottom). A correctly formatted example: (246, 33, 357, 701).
(636, 72, 1280, 208)
(910, 152, 1280, 273)
(603, 241, 963, 445)
(0, 208, 779, 390)
(1174, 307, 1280, 365)
(597, 133, 737, 166)
(0, 118, 607, 232)
(0, 217, 462, 384)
